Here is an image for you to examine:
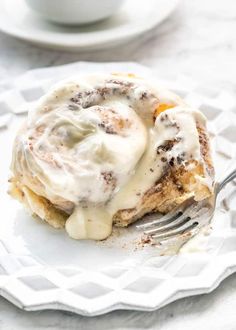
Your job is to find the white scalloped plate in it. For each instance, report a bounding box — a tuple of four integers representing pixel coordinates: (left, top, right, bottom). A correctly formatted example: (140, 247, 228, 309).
(0, 62, 236, 316)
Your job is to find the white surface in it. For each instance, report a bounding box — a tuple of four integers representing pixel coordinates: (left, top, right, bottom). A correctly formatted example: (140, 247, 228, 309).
(0, 0, 179, 51)
(0, 0, 236, 328)
(1, 61, 236, 316)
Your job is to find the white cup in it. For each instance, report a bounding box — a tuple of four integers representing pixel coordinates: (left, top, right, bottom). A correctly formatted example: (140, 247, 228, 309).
(25, 0, 125, 25)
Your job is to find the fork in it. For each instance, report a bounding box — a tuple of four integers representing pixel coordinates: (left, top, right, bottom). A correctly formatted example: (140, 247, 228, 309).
(137, 168, 236, 244)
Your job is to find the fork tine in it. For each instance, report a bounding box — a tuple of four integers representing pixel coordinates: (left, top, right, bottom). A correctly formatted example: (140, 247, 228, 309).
(151, 221, 199, 241)
(144, 203, 199, 235)
(137, 200, 198, 233)
(136, 198, 195, 231)
(144, 214, 191, 235)
(136, 210, 183, 230)
(150, 204, 211, 241)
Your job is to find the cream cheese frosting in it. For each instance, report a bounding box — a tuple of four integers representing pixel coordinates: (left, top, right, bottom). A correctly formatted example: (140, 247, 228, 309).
(11, 73, 211, 240)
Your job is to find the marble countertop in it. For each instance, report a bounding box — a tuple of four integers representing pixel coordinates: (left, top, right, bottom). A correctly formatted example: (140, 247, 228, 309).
(0, 0, 236, 328)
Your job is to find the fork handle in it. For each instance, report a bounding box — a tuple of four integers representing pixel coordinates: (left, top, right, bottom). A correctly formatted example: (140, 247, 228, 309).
(217, 168, 236, 193)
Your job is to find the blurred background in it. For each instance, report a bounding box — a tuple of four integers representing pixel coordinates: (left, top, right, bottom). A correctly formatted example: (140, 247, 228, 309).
(0, 0, 235, 90)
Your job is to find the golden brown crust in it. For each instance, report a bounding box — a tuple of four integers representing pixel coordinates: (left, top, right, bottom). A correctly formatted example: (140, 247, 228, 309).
(9, 179, 67, 229)
(113, 165, 210, 227)
(113, 125, 214, 227)
(197, 121, 214, 177)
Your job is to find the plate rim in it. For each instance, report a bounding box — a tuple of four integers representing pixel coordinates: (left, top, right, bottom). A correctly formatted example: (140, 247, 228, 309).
(1, 254, 236, 316)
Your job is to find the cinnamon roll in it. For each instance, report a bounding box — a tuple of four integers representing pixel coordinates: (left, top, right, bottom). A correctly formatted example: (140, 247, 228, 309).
(9, 73, 214, 240)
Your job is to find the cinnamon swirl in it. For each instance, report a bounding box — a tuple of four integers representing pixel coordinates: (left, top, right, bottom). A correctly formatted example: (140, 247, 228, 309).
(9, 73, 214, 240)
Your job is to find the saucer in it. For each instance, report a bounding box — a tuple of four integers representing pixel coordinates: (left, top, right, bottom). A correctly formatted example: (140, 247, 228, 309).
(0, 0, 179, 51)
